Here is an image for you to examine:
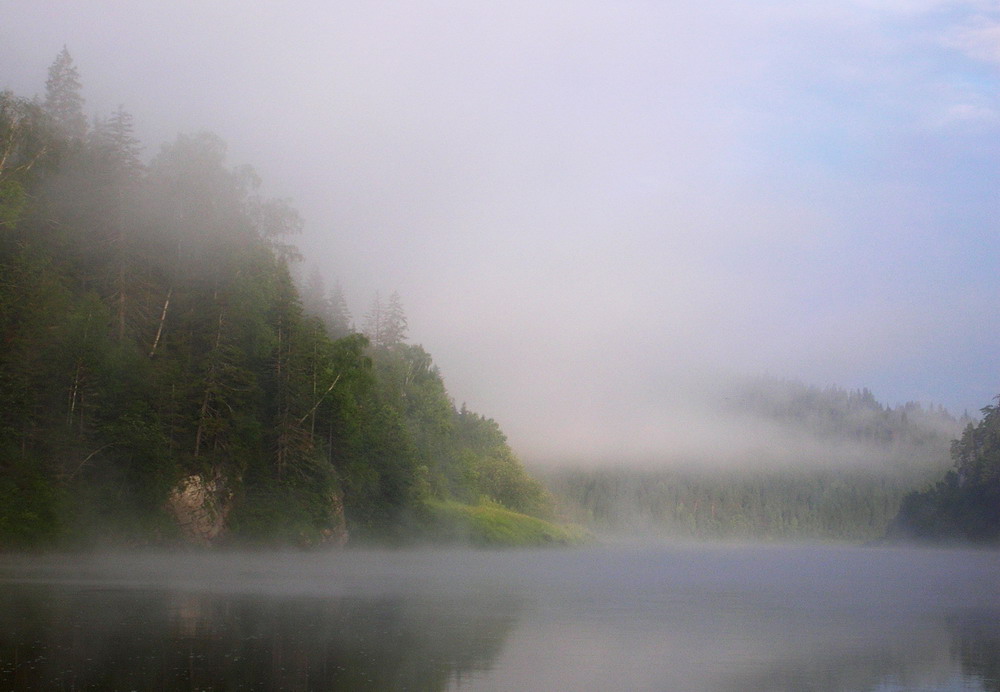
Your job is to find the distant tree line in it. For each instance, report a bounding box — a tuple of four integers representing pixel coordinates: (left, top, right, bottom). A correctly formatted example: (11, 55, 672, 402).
(0, 49, 549, 547)
(726, 376, 966, 469)
(544, 467, 923, 541)
(544, 377, 964, 541)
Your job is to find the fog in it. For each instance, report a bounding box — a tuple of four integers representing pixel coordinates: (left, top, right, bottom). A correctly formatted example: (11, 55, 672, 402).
(4, 547, 1000, 690)
(3, 1, 998, 466)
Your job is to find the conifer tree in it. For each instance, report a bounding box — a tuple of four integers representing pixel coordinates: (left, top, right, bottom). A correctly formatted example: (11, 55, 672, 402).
(43, 47, 87, 141)
(83, 106, 150, 343)
(300, 266, 327, 316)
(363, 292, 384, 348)
(298, 269, 358, 340)
(91, 105, 143, 175)
(383, 291, 408, 348)
(364, 291, 408, 350)
(327, 281, 352, 339)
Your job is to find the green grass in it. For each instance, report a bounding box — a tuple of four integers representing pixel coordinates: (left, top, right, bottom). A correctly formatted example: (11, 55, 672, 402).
(422, 499, 589, 547)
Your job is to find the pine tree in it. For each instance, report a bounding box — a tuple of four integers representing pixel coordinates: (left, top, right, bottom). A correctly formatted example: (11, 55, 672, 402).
(363, 292, 384, 348)
(298, 265, 342, 333)
(364, 291, 407, 350)
(328, 281, 352, 339)
(91, 105, 143, 175)
(382, 291, 408, 348)
(43, 47, 87, 141)
(85, 106, 151, 343)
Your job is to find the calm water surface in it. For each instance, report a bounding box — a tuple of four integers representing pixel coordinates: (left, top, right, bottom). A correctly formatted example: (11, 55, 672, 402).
(1, 543, 998, 691)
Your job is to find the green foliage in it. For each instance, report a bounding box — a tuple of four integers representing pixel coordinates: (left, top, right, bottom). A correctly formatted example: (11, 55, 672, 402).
(228, 481, 343, 547)
(545, 466, 926, 542)
(0, 179, 27, 228)
(889, 397, 1000, 543)
(61, 468, 179, 547)
(0, 451, 64, 548)
(368, 343, 553, 520)
(453, 408, 552, 517)
(0, 53, 554, 549)
(1, 89, 53, 221)
(422, 500, 587, 547)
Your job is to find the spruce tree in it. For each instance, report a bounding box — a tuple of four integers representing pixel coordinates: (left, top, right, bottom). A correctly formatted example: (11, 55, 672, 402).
(382, 291, 408, 348)
(43, 47, 87, 141)
(327, 281, 353, 339)
(363, 292, 384, 348)
(364, 291, 408, 350)
(91, 105, 143, 175)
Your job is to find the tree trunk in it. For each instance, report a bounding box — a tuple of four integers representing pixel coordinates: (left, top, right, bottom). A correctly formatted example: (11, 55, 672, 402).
(148, 287, 172, 357)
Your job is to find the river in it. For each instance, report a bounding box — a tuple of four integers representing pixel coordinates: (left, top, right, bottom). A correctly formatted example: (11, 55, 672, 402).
(1, 543, 998, 691)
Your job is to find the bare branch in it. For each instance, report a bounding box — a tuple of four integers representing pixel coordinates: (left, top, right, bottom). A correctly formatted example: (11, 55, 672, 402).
(297, 373, 342, 425)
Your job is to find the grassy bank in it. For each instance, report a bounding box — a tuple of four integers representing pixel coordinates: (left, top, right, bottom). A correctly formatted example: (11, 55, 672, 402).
(421, 500, 589, 547)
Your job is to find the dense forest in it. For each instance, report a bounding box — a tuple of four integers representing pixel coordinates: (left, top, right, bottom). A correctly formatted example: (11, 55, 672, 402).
(888, 396, 1000, 543)
(543, 379, 967, 541)
(0, 50, 558, 548)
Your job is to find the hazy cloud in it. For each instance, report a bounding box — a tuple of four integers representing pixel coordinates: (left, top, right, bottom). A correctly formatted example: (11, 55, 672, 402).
(943, 12, 1000, 64)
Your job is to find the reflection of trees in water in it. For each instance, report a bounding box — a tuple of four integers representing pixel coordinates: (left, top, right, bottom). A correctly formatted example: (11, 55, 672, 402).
(0, 585, 522, 691)
(720, 616, 1000, 692)
(953, 613, 1000, 692)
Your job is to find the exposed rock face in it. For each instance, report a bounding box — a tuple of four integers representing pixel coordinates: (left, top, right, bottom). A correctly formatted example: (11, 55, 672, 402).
(322, 490, 349, 546)
(166, 473, 349, 547)
(166, 474, 232, 545)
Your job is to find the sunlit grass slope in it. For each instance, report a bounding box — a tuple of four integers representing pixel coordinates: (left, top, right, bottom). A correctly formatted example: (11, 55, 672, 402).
(423, 500, 589, 547)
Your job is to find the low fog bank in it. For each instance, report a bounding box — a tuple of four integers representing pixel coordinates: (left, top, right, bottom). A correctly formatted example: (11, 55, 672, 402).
(0, 548, 538, 598)
(529, 377, 966, 541)
(523, 375, 963, 475)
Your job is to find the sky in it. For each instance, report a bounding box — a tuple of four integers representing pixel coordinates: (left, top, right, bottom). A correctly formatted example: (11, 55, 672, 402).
(3, 1, 998, 464)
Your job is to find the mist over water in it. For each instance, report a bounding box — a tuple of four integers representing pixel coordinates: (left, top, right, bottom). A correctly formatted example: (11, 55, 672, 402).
(3, 545, 999, 691)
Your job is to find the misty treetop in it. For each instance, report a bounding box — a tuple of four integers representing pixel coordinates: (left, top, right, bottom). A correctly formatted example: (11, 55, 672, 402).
(363, 291, 408, 350)
(0, 49, 551, 547)
(43, 46, 87, 141)
(299, 267, 352, 339)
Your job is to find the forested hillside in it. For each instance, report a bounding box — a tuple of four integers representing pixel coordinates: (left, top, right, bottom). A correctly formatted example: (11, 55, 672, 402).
(888, 396, 1000, 543)
(0, 50, 553, 548)
(724, 377, 965, 471)
(544, 379, 964, 541)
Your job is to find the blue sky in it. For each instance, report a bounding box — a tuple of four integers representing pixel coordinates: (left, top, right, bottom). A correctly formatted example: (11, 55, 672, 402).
(3, 1, 998, 463)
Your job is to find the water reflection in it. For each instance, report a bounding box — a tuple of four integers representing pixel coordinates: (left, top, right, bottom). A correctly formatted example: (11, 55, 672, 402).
(0, 546, 998, 691)
(953, 615, 1000, 692)
(0, 583, 520, 690)
(718, 619, 996, 692)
